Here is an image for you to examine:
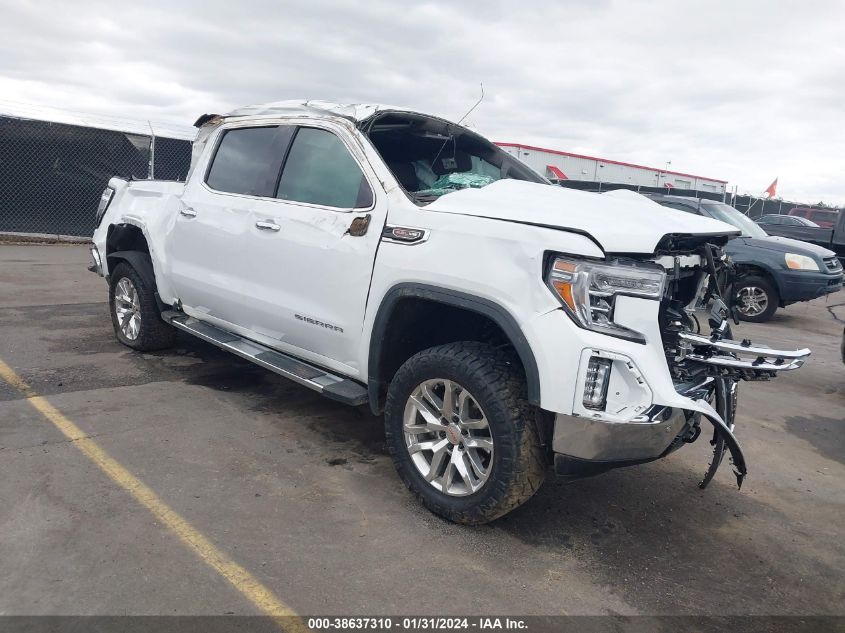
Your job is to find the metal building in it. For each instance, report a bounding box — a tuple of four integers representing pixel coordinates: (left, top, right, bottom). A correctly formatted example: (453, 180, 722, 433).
(496, 142, 727, 194)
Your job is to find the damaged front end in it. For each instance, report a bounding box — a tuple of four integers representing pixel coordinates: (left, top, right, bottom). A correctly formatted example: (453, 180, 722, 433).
(656, 236, 810, 489)
(551, 233, 810, 489)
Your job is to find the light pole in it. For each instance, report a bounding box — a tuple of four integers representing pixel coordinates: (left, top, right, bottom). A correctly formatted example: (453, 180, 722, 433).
(661, 160, 672, 187)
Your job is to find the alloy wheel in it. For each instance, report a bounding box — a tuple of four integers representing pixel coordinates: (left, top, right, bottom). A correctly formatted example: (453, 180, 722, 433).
(403, 378, 494, 496)
(736, 286, 768, 317)
(114, 277, 142, 341)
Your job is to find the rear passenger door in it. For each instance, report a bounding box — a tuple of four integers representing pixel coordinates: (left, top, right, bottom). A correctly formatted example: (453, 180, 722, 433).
(164, 124, 295, 329)
(243, 124, 385, 378)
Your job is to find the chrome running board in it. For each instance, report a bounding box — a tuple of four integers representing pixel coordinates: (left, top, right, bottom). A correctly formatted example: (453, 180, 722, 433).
(162, 312, 368, 406)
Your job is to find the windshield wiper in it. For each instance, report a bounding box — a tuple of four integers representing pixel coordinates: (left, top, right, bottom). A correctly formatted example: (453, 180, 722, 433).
(411, 192, 441, 204)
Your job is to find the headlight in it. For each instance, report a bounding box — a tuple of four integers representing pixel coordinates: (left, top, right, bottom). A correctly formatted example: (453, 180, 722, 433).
(546, 256, 666, 343)
(95, 187, 114, 227)
(784, 253, 820, 271)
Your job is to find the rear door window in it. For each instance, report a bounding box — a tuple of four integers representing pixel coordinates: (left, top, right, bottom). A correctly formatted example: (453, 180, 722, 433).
(276, 127, 373, 209)
(206, 126, 294, 197)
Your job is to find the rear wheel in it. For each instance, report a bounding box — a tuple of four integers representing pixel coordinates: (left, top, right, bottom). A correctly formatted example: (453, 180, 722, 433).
(384, 342, 546, 524)
(733, 275, 778, 323)
(109, 262, 176, 351)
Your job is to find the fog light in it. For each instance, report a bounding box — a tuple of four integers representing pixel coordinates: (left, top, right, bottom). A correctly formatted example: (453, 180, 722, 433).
(583, 357, 612, 410)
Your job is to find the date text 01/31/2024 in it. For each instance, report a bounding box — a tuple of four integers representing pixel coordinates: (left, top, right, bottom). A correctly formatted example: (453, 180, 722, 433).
(306, 617, 528, 630)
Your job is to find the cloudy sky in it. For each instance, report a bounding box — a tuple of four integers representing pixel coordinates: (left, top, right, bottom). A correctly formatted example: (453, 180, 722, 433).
(1, 0, 842, 204)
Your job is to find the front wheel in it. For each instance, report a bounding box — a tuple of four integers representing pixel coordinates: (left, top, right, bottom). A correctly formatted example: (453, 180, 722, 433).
(733, 275, 779, 322)
(384, 342, 546, 525)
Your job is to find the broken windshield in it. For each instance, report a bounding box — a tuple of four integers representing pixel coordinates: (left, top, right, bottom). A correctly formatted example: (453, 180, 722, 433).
(361, 112, 547, 203)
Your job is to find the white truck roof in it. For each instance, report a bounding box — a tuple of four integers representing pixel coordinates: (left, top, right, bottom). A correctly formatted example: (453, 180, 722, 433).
(209, 100, 430, 125)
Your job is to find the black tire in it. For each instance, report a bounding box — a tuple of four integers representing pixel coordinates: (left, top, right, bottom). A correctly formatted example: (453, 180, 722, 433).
(733, 275, 779, 323)
(108, 262, 176, 351)
(384, 342, 546, 525)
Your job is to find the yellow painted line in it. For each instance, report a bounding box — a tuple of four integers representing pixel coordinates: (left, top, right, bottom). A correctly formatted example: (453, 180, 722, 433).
(0, 358, 306, 632)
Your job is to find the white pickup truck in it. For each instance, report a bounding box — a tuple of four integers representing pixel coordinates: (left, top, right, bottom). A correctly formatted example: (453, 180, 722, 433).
(89, 100, 809, 524)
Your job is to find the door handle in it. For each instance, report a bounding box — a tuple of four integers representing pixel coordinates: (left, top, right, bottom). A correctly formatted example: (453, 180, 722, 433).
(255, 220, 281, 232)
(180, 207, 197, 218)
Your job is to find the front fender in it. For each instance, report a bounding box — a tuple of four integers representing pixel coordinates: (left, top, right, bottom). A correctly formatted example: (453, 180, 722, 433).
(727, 252, 785, 295)
(367, 283, 541, 415)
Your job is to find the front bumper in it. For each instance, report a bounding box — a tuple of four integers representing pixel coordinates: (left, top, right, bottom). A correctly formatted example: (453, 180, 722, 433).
(552, 405, 688, 476)
(551, 331, 810, 481)
(552, 380, 699, 473)
(779, 269, 842, 303)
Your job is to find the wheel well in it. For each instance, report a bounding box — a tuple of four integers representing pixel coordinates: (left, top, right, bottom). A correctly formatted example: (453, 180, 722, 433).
(733, 264, 781, 300)
(106, 224, 149, 259)
(368, 286, 541, 415)
(104, 224, 160, 306)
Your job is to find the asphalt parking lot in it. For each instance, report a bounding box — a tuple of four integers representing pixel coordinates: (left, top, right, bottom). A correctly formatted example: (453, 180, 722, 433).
(1, 244, 843, 619)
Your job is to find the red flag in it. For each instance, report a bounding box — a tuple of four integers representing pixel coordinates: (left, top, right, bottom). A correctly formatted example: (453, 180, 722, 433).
(764, 177, 778, 198)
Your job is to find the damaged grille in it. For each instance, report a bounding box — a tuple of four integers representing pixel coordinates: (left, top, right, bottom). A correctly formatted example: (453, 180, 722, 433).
(654, 242, 810, 384)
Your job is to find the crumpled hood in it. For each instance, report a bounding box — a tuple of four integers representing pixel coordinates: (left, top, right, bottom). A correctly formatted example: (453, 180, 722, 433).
(738, 235, 836, 259)
(425, 180, 738, 253)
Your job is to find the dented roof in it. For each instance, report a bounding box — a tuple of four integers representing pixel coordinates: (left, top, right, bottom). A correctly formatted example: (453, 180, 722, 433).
(198, 100, 429, 127)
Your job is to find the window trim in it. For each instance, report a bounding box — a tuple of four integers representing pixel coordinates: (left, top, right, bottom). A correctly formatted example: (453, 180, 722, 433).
(199, 120, 377, 214)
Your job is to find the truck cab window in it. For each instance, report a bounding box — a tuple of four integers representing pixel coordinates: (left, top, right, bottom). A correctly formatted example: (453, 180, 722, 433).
(205, 126, 292, 197)
(276, 128, 373, 209)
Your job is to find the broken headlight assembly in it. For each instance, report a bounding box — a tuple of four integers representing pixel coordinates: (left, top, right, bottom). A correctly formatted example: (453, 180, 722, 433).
(546, 256, 666, 343)
(95, 186, 115, 228)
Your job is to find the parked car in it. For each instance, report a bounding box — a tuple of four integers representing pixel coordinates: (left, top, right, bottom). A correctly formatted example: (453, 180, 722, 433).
(752, 208, 845, 265)
(645, 195, 843, 322)
(757, 214, 820, 228)
(89, 101, 809, 523)
(788, 206, 840, 229)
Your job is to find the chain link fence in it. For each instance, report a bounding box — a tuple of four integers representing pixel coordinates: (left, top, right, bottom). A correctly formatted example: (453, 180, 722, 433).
(0, 116, 191, 237)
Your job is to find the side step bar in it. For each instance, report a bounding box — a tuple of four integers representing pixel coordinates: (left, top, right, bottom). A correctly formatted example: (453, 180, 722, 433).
(162, 312, 368, 406)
